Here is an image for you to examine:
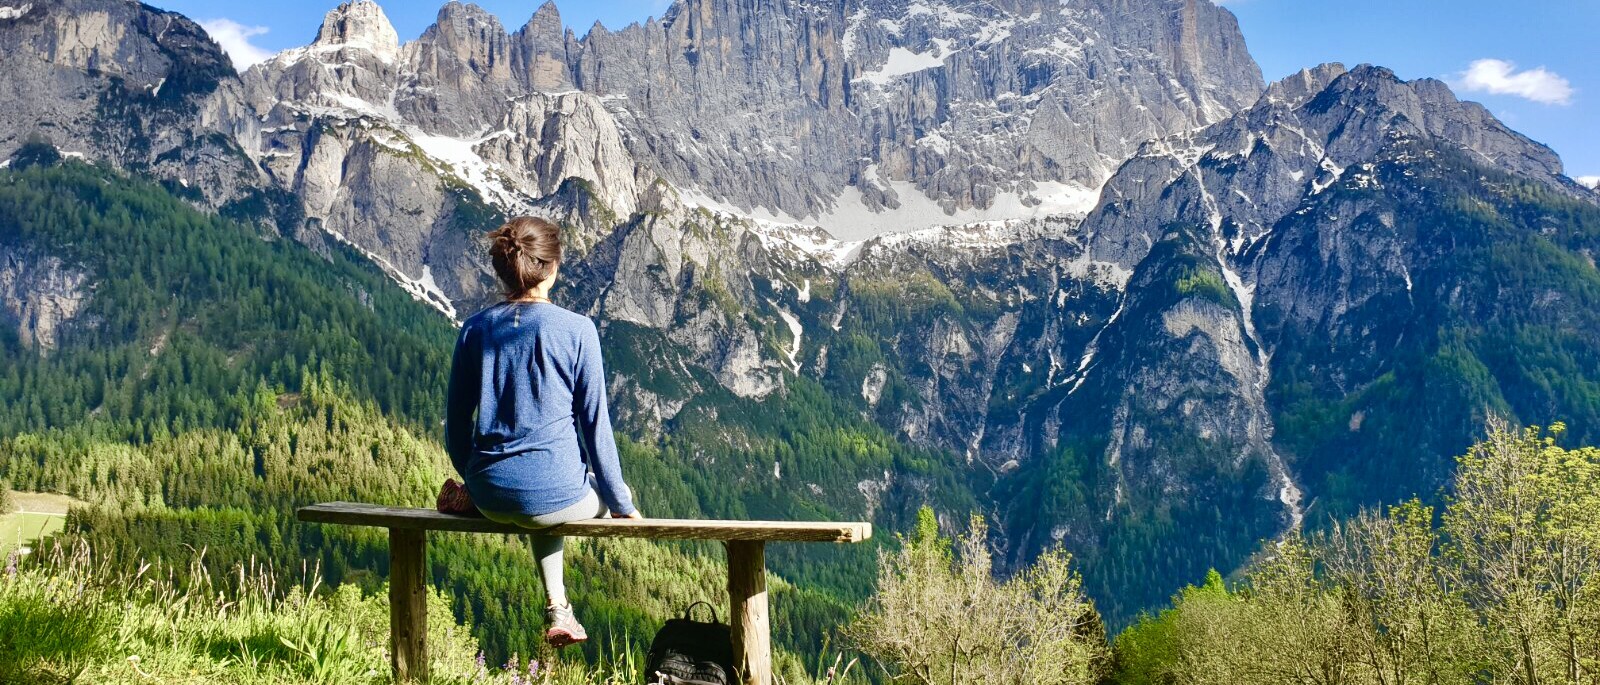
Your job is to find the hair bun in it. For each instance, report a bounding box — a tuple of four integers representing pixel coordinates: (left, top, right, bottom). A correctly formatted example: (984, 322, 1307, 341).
(487, 217, 563, 298)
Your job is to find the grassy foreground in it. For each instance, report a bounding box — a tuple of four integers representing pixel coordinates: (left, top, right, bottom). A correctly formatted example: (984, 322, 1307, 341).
(0, 541, 646, 685)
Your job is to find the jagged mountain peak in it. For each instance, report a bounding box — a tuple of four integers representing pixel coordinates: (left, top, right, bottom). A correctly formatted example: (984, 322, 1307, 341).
(1309, 63, 1565, 181)
(529, 0, 561, 23)
(416, 1, 512, 64)
(519, 0, 563, 37)
(1087, 58, 1581, 272)
(313, 0, 400, 61)
(1261, 62, 1348, 108)
(514, 0, 571, 91)
(428, 1, 506, 31)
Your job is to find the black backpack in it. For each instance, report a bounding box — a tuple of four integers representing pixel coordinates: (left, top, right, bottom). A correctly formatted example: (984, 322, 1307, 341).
(645, 602, 736, 685)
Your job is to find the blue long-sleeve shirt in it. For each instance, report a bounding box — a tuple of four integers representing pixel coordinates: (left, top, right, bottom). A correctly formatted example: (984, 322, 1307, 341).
(445, 301, 636, 517)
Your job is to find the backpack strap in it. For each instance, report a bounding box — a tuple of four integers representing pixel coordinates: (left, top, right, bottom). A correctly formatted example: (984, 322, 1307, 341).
(684, 600, 720, 624)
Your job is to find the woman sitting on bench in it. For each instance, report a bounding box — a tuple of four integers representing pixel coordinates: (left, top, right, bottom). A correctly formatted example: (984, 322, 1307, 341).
(444, 216, 640, 648)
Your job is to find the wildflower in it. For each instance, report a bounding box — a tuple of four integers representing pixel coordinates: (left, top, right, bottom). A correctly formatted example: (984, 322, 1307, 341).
(506, 652, 525, 685)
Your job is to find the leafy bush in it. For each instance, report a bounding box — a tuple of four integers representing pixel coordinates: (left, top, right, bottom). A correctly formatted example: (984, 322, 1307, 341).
(1111, 422, 1600, 685)
(848, 508, 1108, 685)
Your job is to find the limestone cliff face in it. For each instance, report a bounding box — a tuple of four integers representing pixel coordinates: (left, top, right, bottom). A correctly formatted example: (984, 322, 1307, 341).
(242, 0, 1265, 269)
(0, 0, 264, 209)
(512, 2, 573, 93)
(479, 94, 643, 219)
(0, 242, 90, 352)
(242, 3, 649, 321)
(571, 0, 1264, 227)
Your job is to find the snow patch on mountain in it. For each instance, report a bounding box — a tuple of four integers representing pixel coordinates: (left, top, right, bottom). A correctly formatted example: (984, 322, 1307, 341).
(772, 303, 804, 373)
(841, 8, 868, 58)
(407, 129, 531, 211)
(813, 171, 1099, 241)
(0, 4, 32, 20)
(686, 163, 1100, 243)
(321, 228, 459, 322)
(856, 39, 956, 86)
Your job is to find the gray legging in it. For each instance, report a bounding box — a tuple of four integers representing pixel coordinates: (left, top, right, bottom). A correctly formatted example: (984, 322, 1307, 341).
(479, 475, 616, 607)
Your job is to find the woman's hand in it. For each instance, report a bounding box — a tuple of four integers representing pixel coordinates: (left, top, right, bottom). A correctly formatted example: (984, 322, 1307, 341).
(612, 510, 642, 519)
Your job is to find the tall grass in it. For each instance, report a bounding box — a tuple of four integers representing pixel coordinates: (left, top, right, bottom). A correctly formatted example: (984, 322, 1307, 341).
(0, 541, 646, 684)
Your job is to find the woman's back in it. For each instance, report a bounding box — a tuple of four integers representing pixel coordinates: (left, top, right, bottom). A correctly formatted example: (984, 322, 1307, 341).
(445, 215, 635, 649)
(445, 301, 633, 518)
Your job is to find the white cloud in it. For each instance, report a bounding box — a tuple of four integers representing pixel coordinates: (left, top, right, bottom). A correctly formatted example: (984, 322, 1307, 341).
(1578, 176, 1600, 190)
(1453, 58, 1574, 105)
(199, 18, 275, 70)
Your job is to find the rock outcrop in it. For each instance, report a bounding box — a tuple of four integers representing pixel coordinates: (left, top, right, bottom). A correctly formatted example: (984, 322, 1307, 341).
(0, 0, 264, 209)
(0, 242, 90, 352)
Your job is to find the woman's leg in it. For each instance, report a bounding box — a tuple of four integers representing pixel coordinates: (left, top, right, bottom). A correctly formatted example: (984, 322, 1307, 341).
(481, 477, 621, 606)
(532, 536, 568, 606)
(519, 487, 606, 606)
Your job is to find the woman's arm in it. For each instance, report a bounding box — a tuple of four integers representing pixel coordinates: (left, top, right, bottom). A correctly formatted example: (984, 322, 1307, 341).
(573, 321, 637, 516)
(444, 324, 480, 477)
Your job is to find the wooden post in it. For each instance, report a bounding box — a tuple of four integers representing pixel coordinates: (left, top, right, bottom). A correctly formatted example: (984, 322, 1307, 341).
(389, 527, 429, 683)
(727, 540, 772, 685)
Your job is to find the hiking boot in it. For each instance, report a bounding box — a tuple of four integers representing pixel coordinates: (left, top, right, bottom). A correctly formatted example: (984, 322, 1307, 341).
(545, 603, 588, 648)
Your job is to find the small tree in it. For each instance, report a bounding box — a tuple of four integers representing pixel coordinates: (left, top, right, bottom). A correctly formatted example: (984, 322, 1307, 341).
(1320, 501, 1485, 685)
(1444, 421, 1600, 685)
(0, 480, 14, 515)
(846, 508, 1107, 685)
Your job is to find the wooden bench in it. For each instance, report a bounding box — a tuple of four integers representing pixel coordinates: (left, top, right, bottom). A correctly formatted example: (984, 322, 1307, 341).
(297, 503, 872, 685)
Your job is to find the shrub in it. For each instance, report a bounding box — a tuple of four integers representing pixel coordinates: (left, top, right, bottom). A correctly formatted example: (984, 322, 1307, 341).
(847, 508, 1108, 685)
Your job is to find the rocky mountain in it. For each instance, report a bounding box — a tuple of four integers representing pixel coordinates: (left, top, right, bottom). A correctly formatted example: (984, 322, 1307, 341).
(226, 0, 1263, 318)
(990, 62, 1600, 618)
(4, 0, 1600, 628)
(0, 0, 264, 208)
(572, 0, 1262, 230)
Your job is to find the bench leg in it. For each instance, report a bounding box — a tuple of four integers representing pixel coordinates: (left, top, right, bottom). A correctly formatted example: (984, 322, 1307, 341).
(390, 528, 429, 683)
(727, 540, 772, 685)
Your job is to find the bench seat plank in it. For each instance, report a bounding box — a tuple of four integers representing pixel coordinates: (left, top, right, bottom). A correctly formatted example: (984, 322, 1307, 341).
(297, 502, 872, 543)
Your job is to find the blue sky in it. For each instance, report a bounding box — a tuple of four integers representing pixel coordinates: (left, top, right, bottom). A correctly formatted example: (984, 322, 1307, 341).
(159, 0, 1599, 181)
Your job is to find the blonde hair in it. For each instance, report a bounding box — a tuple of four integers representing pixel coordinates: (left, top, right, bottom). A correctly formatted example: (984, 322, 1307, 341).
(488, 217, 561, 298)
